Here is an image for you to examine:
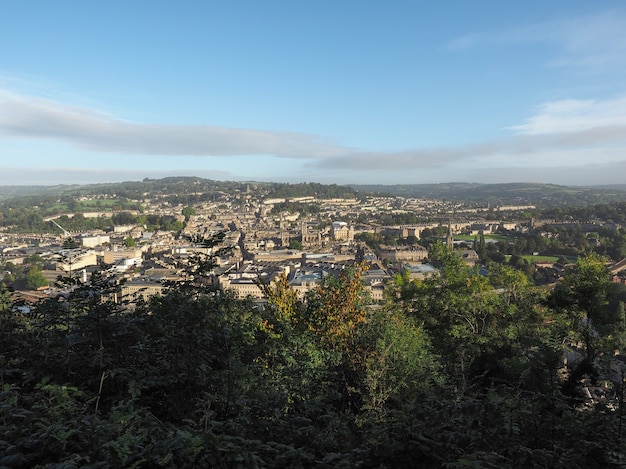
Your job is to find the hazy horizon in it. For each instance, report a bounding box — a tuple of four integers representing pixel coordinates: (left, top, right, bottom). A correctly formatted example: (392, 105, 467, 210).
(2, 2, 626, 186)
(1, 175, 625, 191)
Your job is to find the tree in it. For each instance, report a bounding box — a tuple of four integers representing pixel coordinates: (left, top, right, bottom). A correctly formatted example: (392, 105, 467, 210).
(551, 253, 611, 362)
(289, 239, 303, 250)
(477, 231, 487, 261)
(26, 266, 48, 290)
(255, 272, 342, 422)
(182, 206, 196, 221)
(166, 220, 184, 232)
(124, 236, 136, 247)
(262, 272, 301, 325)
(0, 283, 11, 312)
(305, 262, 370, 354)
(111, 212, 136, 225)
(25, 253, 44, 265)
(303, 262, 371, 409)
(406, 235, 419, 245)
(62, 237, 79, 249)
(361, 308, 442, 420)
(409, 241, 538, 391)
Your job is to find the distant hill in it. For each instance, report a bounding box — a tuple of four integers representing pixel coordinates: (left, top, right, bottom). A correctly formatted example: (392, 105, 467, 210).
(0, 185, 84, 199)
(2, 179, 626, 208)
(0, 178, 255, 201)
(350, 182, 626, 207)
(591, 184, 626, 192)
(0, 177, 359, 203)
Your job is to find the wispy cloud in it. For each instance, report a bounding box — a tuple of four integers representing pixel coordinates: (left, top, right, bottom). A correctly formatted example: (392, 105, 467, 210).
(509, 95, 626, 135)
(0, 89, 350, 159)
(448, 9, 626, 72)
(315, 95, 626, 171)
(446, 32, 484, 52)
(314, 131, 626, 171)
(542, 11, 626, 71)
(2, 88, 626, 181)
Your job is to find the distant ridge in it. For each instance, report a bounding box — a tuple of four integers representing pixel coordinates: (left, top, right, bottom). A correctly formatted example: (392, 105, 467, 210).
(2, 178, 626, 208)
(591, 184, 626, 192)
(349, 182, 626, 207)
(0, 185, 85, 198)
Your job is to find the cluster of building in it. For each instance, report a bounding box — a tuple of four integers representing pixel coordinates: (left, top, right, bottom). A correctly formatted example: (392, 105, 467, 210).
(2, 189, 621, 308)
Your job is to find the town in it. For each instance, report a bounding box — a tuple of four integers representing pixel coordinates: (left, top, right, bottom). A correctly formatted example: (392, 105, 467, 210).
(2, 178, 625, 308)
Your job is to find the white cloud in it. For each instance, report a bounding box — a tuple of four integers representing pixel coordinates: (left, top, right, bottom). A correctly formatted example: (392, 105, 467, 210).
(314, 129, 626, 172)
(0, 89, 350, 159)
(509, 95, 626, 135)
(2, 88, 626, 186)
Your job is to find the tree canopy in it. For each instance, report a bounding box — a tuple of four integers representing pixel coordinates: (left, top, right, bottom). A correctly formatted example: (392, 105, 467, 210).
(2, 240, 626, 467)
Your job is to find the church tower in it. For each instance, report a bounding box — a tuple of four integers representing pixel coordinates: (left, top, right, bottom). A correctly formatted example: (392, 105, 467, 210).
(446, 220, 454, 250)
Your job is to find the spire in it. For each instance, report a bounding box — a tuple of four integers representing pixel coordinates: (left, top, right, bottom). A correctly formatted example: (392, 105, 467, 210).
(446, 219, 454, 250)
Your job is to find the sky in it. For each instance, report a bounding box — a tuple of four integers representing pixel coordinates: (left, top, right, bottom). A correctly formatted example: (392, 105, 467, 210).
(1, 1, 626, 187)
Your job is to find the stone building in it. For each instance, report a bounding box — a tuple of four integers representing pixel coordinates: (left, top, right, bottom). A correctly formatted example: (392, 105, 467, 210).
(331, 221, 354, 242)
(301, 222, 321, 248)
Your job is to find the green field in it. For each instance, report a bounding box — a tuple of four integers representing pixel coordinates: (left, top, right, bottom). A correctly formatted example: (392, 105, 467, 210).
(454, 234, 511, 242)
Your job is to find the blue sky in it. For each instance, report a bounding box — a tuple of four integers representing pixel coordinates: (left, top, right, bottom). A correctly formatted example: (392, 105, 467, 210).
(1, 1, 626, 186)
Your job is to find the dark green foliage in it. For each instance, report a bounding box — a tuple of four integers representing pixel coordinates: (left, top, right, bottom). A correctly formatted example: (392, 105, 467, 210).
(181, 206, 196, 221)
(289, 239, 303, 250)
(3, 238, 626, 467)
(25, 265, 48, 290)
(543, 201, 626, 224)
